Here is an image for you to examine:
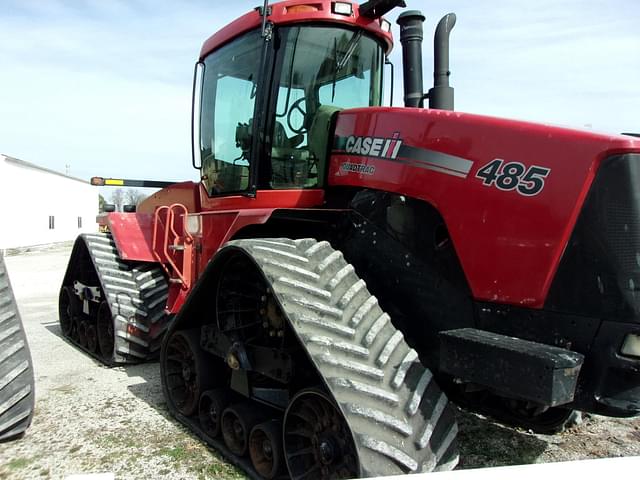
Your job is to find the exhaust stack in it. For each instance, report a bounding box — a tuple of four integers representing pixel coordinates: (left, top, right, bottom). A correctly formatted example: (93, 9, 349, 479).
(397, 10, 425, 108)
(428, 13, 456, 110)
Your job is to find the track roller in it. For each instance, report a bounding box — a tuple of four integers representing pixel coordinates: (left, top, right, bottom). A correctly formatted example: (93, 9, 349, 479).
(70, 317, 80, 342)
(249, 420, 283, 479)
(96, 301, 114, 359)
(86, 323, 98, 353)
(199, 389, 231, 438)
(221, 403, 265, 456)
(77, 321, 87, 348)
(58, 286, 77, 337)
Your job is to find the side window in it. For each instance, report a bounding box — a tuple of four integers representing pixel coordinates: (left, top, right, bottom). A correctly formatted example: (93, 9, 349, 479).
(200, 31, 262, 195)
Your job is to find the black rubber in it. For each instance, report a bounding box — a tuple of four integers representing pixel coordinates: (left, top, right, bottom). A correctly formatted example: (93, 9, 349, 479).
(0, 253, 35, 441)
(59, 233, 170, 365)
(161, 238, 459, 478)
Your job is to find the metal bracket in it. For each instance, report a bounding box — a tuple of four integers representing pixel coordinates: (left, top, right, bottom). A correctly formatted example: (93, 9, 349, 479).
(72, 281, 102, 315)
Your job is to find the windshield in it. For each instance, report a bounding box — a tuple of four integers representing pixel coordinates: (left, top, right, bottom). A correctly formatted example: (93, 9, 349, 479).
(269, 26, 384, 189)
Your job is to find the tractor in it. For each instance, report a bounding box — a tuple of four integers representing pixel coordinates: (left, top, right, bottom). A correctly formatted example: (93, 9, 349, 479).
(59, 0, 640, 478)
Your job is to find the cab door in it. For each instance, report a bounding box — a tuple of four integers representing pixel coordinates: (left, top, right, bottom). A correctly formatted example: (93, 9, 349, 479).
(195, 29, 266, 197)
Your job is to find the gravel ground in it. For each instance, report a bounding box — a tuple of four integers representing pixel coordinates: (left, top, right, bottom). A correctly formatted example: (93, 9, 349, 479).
(0, 246, 639, 479)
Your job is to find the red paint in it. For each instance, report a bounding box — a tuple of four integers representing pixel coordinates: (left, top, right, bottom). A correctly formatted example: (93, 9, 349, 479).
(137, 181, 199, 215)
(165, 188, 323, 313)
(329, 107, 640, 308)
(103, 213, 156, 262)
(199, 186, 324, 211)
(200, 0, 393, 59)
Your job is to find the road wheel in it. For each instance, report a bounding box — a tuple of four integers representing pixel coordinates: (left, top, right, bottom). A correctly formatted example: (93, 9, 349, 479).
(96, 301, 114, 360)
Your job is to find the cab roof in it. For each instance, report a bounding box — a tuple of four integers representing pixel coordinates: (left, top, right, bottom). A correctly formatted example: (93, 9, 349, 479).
(199, 0, 394, 60)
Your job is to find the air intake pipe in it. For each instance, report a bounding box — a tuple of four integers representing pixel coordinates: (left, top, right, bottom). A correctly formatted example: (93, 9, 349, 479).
(396, 10, 425, 108)
(428, 13, 456, 110)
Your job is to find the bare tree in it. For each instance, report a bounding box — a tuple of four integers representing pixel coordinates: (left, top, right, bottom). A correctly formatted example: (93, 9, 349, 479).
(125, 189, 147, 207)
(110, 189, 125, 212)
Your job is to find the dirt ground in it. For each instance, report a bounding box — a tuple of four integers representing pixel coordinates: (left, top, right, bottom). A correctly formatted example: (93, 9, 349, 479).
(0, 246, 639, 479)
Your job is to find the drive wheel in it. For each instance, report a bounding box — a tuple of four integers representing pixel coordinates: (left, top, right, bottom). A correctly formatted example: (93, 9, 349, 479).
(58, 286, 77, 336)
(284, 389, 358, 480)
(163, 330, 208, 416)
(96, 301, 114, 360)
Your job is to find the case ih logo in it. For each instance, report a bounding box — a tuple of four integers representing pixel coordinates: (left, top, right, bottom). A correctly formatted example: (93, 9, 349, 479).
(345, 132, 403, 159)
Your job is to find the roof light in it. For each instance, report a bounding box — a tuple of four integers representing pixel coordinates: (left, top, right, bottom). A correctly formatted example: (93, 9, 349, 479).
(380, 18, 391, 32)
(287, 5, 320, 13)
(333, 2, 352, 15)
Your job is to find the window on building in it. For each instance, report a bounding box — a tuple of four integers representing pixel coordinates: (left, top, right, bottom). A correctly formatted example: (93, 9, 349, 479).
(48, 216, 55, 229)
(77, 217, 82, 229)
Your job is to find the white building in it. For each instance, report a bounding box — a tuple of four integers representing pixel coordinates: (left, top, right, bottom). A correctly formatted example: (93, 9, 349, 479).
(0, 154, 98, 251)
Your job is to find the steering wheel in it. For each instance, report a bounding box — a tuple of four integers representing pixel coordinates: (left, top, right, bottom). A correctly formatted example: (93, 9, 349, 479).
(287, 97, 307, 134)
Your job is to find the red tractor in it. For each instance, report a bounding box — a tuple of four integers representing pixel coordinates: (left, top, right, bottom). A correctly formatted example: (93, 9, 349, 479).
(59, 0, 640, 478)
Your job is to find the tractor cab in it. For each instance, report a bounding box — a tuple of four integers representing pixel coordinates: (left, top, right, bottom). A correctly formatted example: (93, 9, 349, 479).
(192, 1, 392, 197)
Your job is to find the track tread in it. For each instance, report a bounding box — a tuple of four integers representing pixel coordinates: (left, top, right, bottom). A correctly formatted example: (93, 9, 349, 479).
(0, 253, 35, 441)
(230, 238, 459, 476)
(61, 233, 170, 364)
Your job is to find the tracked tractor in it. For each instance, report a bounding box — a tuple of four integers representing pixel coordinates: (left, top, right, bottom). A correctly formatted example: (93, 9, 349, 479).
(59, 0, 640, 477)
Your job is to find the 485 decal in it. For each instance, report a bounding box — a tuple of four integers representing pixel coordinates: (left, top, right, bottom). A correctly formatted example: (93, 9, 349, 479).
(475, 158, 550, 196)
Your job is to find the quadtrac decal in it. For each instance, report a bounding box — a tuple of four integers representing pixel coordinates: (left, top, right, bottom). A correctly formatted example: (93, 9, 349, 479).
(475, 158, 551, 196)
(333, 133, 474, 179)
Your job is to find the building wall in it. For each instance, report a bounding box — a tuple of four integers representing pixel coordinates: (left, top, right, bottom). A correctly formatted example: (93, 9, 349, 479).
(0, 156, 98, 250)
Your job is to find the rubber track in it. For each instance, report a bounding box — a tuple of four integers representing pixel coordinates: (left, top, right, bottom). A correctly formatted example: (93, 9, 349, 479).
(231, 238, 459, 476)
(0, 253, 35, 441)
(64, 233, 170, 364)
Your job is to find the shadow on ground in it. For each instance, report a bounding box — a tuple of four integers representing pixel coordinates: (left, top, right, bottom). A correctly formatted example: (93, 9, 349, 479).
(45, 316, 550, 471)
(456, 408, 549, 469)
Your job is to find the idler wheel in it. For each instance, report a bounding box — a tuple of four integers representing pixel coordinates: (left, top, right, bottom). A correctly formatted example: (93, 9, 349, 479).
(163, 329, 210, 416)
(284, 389, 358, 479)
(249, 420, 283, 479)
(58, 286, 77, 336)
(86, 323, 98, 353)
(96, 301, 114, 360)
(77, 321, 88, 347)
(199, 389, 230, 438)
(222, 403, 264, 456)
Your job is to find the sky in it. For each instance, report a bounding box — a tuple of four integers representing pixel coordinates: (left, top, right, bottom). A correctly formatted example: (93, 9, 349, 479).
(0, 0, 638, 185)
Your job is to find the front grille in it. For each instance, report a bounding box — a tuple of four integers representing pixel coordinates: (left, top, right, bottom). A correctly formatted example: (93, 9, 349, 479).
(547, 154, 640, 323)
